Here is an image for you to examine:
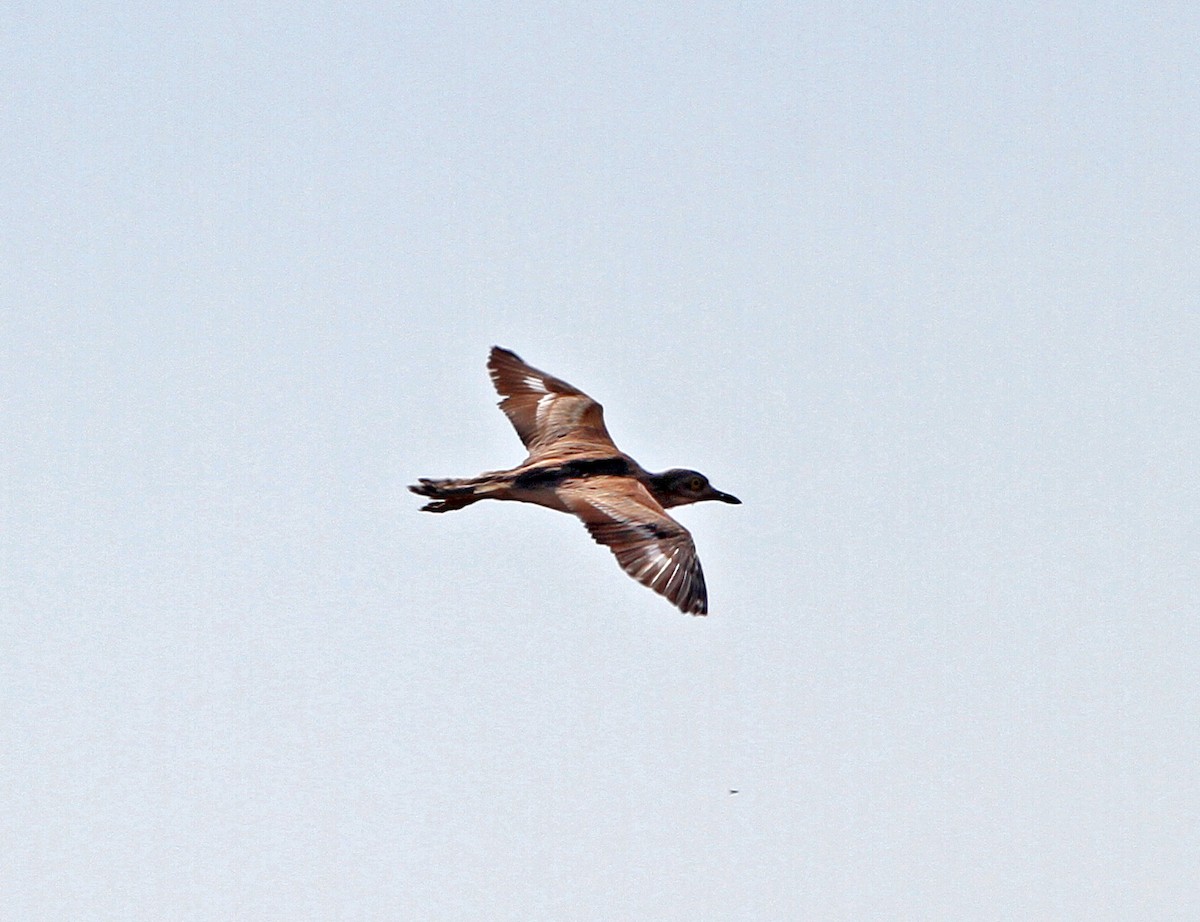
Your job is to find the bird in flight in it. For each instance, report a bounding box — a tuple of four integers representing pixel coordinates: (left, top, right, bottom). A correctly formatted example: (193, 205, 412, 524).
(411, 347, 740, 615)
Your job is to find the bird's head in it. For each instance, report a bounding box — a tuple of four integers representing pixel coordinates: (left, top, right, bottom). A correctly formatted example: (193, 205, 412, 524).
(650, 469, 741, 509)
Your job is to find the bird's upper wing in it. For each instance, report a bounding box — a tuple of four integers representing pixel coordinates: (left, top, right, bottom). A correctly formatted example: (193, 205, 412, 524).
(487, 347, 619, 460)
(557, 476, 708, 616)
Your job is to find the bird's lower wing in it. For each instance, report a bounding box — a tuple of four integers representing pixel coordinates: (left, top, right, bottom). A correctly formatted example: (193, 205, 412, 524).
(557, 476, 708, 616)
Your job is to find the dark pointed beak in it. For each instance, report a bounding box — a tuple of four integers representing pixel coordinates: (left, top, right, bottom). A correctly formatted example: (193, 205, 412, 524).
(708, 487, 741, 504)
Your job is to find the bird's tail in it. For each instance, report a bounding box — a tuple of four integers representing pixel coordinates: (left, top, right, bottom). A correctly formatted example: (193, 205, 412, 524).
(408, 474, 505, 513)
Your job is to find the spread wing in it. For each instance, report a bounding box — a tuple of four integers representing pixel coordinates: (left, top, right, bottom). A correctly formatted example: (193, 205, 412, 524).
(487, 347, 619, 460)
(557, 476, 708, 616)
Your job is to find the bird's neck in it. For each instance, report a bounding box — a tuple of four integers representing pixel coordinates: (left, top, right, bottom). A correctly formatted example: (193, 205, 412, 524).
(645, 471, 686, 508)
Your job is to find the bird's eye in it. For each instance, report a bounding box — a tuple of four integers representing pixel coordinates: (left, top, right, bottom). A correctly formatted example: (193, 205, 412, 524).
(689, 477, 705, 492)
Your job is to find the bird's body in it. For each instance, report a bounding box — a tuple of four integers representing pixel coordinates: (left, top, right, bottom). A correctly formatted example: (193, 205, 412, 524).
(411, 347, 739, 615)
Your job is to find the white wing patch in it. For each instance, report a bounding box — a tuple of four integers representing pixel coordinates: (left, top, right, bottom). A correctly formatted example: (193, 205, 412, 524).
(535, 393, 555, 427)
(521, 375, 549, 393)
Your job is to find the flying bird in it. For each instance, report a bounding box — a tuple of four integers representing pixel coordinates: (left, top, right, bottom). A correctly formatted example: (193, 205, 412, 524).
(410, 347, 740, 615)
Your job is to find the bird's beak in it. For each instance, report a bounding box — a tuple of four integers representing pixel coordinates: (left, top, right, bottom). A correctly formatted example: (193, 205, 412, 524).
(708, 487, 741, 505)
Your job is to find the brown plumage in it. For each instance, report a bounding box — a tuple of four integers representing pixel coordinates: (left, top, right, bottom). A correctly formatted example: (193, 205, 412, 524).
(410, 347, 740, 615)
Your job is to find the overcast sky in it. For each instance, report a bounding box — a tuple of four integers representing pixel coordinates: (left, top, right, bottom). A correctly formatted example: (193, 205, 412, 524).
(4, 3, 1198, 919)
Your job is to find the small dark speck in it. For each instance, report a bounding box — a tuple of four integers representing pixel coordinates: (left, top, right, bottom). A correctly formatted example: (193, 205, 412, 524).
(729, 790, 739, 795)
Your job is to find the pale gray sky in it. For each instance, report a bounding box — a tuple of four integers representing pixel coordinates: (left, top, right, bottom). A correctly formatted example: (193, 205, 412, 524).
(3, 3, 1198, 919)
